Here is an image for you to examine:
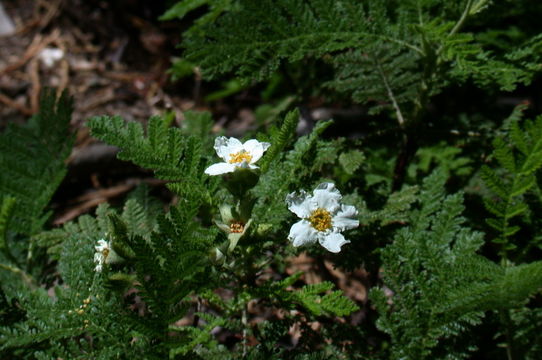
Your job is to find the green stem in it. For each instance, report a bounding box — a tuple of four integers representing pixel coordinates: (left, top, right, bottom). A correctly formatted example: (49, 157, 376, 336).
(499, 248, 514, 359)
(449, 0, 473, 37)
(0, 263, 37, 289)
(242, 305, 248, 357)
(373, 56, 406, 127)
(436, 0, 473, 58)
(499, 307, 514, 360)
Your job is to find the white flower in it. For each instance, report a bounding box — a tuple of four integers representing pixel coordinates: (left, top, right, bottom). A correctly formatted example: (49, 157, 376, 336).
(204, 136, 271, 175)
(39, 47, 64, 68)
(93, 239, 111, 272)
(286, 183, 359, 253)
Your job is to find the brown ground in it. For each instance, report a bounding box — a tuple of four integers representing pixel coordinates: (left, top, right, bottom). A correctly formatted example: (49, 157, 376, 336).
(1, 0, 233, 222)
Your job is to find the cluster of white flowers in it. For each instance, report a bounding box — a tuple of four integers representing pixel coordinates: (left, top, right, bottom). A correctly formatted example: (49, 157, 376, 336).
(203, 136, 359, 253)
(286, 183, 359, 253)
(93, 239, 111, 272)
(94, 137, 359, 265)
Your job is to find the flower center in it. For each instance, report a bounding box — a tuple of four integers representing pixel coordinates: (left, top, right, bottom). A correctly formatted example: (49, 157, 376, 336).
(101, 248, 110, 258)
(229, 150, 252, 164)
(308, 208, 332, 232)
(230, 221, 245, 233)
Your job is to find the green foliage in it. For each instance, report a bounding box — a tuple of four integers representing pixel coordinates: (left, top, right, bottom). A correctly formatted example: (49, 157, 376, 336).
(408, 142, 472, 179)
(510, 307, 542, 360)
(160, 0, 234, 33)
(0, 197, 16, 255)
(87, 111, 218, 204)
(370, 170, 486, 359)
(338, 149, 365, 176)
(1, 204, 147, 358)
(363, 185, 418, 226)
(481, 115, 542, 256)
(327, 44, 420, 115)
(441, 260, 542, 314)
(183, 0, 404, 82)
(181, 0, 541, 116)
(254, 273, 358, 318)
(372, 169, 542, 359)
(1, 185, 216, 358)
(0, 89, 73, 235)
(293, 282, 359, 317)
(259, 108, 299, 173)
(169, 313, 226, 357)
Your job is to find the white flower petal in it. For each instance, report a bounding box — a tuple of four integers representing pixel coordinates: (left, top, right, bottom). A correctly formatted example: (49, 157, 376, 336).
(95, 263, 103, 272)
(319, 232, 350, 253)
(286, 190, 313, 218)
(204, 162, 237, 175)
(288, 220, 318, 247)
(214, 136, 243, 162)
(95, 239, 108, 252)
(243, 139, 271, 163)
(39, 47, 64, 67)
(248, 163, 259, 169)
(333, 205, 359, 231)
(312, 182, 341, 213)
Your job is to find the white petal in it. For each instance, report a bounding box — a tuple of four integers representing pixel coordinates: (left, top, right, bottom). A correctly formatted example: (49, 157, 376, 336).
(288, 220, 318, 247)
(94, 253, 104, 264)
(248, 163, 259, 169)
(286, 190, 313, 218)
(214, 136, 243, 162)
(319, 232, 350, 253)
(204, 162, 237, 175)
(243, 139, 271, 163)
(95, 239, 108, 251)
(333, 205, 359, 231)
(95, 263, 103, 272)
(312, 183, 341, 213)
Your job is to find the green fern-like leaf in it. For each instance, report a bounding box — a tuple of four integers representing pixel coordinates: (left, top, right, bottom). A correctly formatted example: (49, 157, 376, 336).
(169, 312, 226, 357)
(370, 170, 485, 359)
(87, 113, 218, 206)
(338, 149, 365, 175)
(259, 108, 299, 173)
(0, 89, 74, 235)
(365, 185, 418, 226)
(482, 115, 542, 256)
(441, 260, 542, 314)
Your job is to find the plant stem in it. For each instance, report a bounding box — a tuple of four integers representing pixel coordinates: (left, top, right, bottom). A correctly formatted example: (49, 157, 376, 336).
(436, 0, 474, 57)
(499, 308, 514, 360)
(449, 0, 473, 37)
(0, 263, 37, 289)
(374, 57, 405, 128)
(242, 305, 248, 357)
(499, 258, 514, 359)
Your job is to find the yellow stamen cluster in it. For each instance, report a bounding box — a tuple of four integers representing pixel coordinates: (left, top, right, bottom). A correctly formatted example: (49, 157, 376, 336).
(308, 208, 332, 232)
(102, 248, 110, 258)
(230, 221, 245, 233)
(229, 150, 252, 164)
